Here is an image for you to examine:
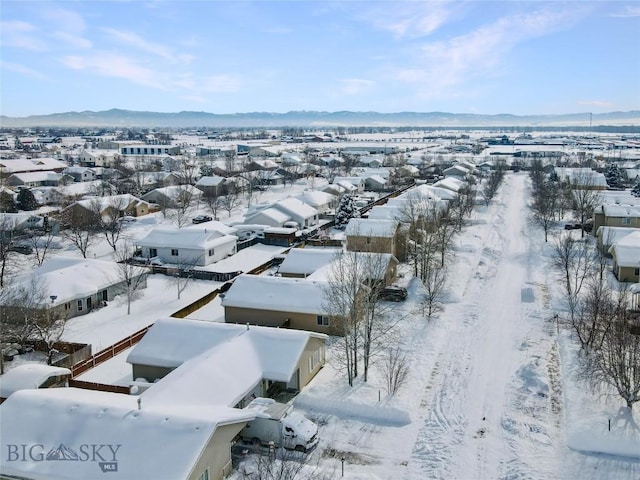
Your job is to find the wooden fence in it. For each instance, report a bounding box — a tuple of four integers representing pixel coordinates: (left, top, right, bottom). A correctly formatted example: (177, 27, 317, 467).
(70, 325, 152, 378)
(68, 379, 129, 394)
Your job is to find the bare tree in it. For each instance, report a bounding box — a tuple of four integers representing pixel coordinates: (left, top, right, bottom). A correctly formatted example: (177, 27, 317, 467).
(531, 181, 560, 242)
(202, 191, 222, 220)
(170, 185, 196, 227)
(382, 346, 410, 396)
(481, 167, 505, 206)
(61, 204, 98, 258)
(238, 447, 333, 480)
(168, 255, 199, 300)
(0, 215, 18, 287)
(582, 314, 640, 410)
(568, 172, 601, 238)
(421, 263, 448, 319)
(221, 185, 242, 218)
(322, 251, 365, 386)
(114, 241, 148, 315)
(27, 227, 58, 266)
(95, 196, 128, 251)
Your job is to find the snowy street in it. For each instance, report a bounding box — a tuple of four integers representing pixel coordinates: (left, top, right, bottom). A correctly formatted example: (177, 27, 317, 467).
(298, 172, 640, 480)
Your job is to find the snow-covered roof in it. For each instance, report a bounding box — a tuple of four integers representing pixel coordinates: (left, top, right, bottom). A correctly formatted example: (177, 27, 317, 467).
(136, 319, 326, 407)
(244, 207, 291, 225)
(596, 226, 640, 245)
(0, 364, 70, 398)
(367, 205, 404, 220)
(137, 227, 237, 250)
(0, 157, 67, 173)
(602, 204, 640, 218)
(609, 231, 640, 267)
(363, 174, 387, 185)
(278, 248, 341, 276)
(71, 194, 147, 213)
(433, 177, 466, 193)
(8, 171, 63, 182)
(335, 180, 358, 191)
(273, 197, 318, 220)
(127, 318, 247, 368)
(346, 218, 398, 237)
(195, 175, 226, 186)
(0, 388, 254, 480)
(294, 190, 335, 208)
(306, 251, 395, 282)
(2, 257, 132, 307)
(221, 274, 327, 314)
(142, 184, 202, 199)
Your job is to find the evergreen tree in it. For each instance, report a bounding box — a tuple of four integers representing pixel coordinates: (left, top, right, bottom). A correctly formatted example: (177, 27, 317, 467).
(604, 163, 624, 190)
(0, 191, 18, 213)
(16, 189, 38, 211)
(631, 181, 640, 197)
(335, 193, 360, 229)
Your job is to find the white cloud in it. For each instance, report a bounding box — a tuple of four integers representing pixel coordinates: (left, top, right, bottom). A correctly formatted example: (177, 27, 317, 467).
(340, 78, 375, 95)
(0, 61, 47, 80)
(101, 28, 174, 60)
(41, 7, 87, 33)
(60, 53, 163, 89)
(360, 1, 455, 39)
(0, 20, 48, 51)
(396, 7, 584, 99)
(52, 31, 92, 49)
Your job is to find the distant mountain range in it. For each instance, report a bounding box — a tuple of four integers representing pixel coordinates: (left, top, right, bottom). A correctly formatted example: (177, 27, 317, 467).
(1, 109, 639, 128)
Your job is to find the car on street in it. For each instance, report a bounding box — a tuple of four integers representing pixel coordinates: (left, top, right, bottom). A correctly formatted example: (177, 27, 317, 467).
(192, 215, 213, 224)
(378, 285, 408, 302)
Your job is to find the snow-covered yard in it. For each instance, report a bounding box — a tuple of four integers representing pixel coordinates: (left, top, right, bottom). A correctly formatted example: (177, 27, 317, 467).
(233, 172, 639, 479)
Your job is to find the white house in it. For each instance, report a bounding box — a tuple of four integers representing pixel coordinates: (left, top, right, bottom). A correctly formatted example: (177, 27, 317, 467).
(294, 190, 336, 212)
(129, 318, 326, 408)
(137, 226, 237, 266)
(272, 197, 319, 228)
(278, 248, 341, 278)
(333, 177, 365, 193)
(0, 388, 254, 480)
(243, 206, 292, 227)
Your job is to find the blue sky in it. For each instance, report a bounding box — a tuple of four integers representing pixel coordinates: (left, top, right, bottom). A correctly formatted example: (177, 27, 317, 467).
(1, 1, 639, 117)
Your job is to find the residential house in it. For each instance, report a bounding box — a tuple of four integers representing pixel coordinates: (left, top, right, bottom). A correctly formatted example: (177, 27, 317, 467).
(345, 218, 403, 259)
(443, 164, 471, 179)
(62, 194, 154, 224)
(609, 231, 640, 282)
(595, 226, 640, 255)
(63, 166, 97, 182)
(554, 167, 608, 190)
(272, 198, 319, 228)
(305, 251, 399, 287)
(120, 144, 181, 155)
(0, 364, 71, 402)
(77, 149, 119, 167)
(433, 176, 466, 193)
(127, 318, 326, 404)
(243, 206, 292, 227)
(141, 185, 203, 209)
(333, 177, 365, 193)
(294, 190, 337, 213)
(593, 204, 640, 233)
(195, 176, 236, 197)
(137, 225, 237, 266)
(0, 388, 254, 480)
(0, 257, 148, 320)
(7, 171, 71, 188)
(0, 157, 67, 175)
(222, 274, 337, 334)
(362, 174, 388, 192)
(278, 248, 341, 278)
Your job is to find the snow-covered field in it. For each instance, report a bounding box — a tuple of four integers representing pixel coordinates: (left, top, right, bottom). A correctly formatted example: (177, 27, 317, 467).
(239, 172, 639, 480)
(3, 170, 639, 479)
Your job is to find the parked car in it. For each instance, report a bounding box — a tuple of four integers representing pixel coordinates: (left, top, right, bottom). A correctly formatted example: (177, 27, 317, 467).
(378, 286, 408, 302)
(192, 215, 213, 224)
(241, 398, 319, 452)
(8, 244, 33, 255)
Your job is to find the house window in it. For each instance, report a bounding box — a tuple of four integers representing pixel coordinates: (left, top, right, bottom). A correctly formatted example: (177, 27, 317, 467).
(77, 300, 83, 312)
(65, 302, 71, 311)
(366, 237, 371, 244)
(208, 249, 214, 256)
(308, 348, 322, 373)
(196, 470, 209, 480)
(316, 315, 330, 326)
(622, 217, 631, 225)
(635, 268, 639, 276)
(150, 248, 157, 257)
(171, 249, 179, 256)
